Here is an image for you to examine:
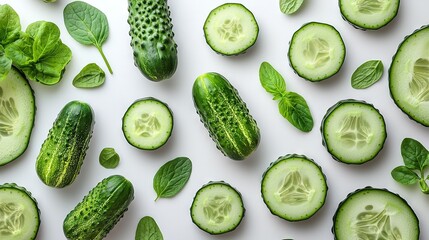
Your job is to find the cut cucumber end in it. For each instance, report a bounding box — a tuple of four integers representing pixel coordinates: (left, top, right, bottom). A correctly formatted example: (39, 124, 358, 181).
(122, 97, 173, 150)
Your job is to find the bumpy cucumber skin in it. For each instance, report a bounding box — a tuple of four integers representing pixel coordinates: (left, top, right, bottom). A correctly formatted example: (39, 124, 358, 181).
(190, 181, 245, 235)
(128, 0, 178, 81)
(36, 101, 94, 188)
(0, 183, 40, 240)
(63, 175, 134, 240)
(192, 72, 260, 160)
(332, 187, 420, 240)
(261, 154, 328, 222)
(320, 99, 387, 164)
(389, 25, 429, 127)
(0, 67, 36, 166)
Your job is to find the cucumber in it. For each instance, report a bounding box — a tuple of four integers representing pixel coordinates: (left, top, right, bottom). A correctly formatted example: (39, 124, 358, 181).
(192, 72, 260, 160)
(122, 97, 173, 150)
(128, 0, 178, 81)
(389, 25, 429, 126)
(333, 187, 419, 240)
(261, 154, 328, 221)
(0, 68, 35, 166)
(288, 22, 346, 82)
(36, 101, 94, 188)
(0, 183, 40, 240)
(63, 175, 134, 240)
(190, 181, 245, 235)
(321, 99, 386, 164)
(203, 3, 259, 56)
(339, 0, 400, 30)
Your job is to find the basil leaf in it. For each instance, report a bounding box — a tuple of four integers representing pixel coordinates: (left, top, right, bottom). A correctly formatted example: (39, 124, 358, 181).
(0, 45, 12, 80)
(73, 63, 105, 88)
(135, 216, 163, 240)
(153, 157, 192, 201)
(0, 4, 21, 46)
(259, 61, 286, 96)
(391, 166, 420, 185)
(401, 138, 429, 171)
(351, 60, 384, 89)
(99, 147, 119, 169)
(64, 1, 112, 74)
(278, 92, 314, 132)
(280, 0, 304, 14)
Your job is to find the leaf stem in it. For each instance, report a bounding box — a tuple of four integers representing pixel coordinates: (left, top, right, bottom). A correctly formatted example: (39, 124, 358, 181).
(419, 170, 429, 194)
(96, 45, 113, 74)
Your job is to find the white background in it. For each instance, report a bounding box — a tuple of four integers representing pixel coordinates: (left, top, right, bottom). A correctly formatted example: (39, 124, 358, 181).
(1, 0, 428, 239)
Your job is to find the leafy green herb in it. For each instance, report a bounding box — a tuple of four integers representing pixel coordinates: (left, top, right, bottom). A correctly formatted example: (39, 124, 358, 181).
(259, 61, 314, 132)
(63, 1, 112, 74)
(351, 60, 384, 89)
(280, 0, 304, 14)
(135, 216, 164, 240)
(153, 157, 192, 201)
(73, 63, 105, 88)
(99, 147, 120, 169)
(0, 4, 21, 46)
(0, 46, 11, 80)
(391, 138, 429, 194)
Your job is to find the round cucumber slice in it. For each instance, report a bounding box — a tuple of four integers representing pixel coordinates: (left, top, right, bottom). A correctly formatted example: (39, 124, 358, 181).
(122, 97, 173, 150)
(190, 181, 245, 235)
(203, 3, 259, 56)
(333, 187, 419, 240)
(0, 183, 40, 240)
(261, 154, 328, 221)
(321, 99, 386, 164)
(288, 22, 346, 82)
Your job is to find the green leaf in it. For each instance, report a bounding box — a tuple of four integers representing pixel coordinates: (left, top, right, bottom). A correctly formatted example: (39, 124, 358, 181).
(135, 216, 163, 240)
(63, 1, 112, 74)
(73, 63, 105, 88)
(351, 60, 384, 89)
(4, 36, 33, 68)
(153, 157, 192, 201)
(391, 166, 420, 185)
(26, 21, 60, 60)
(401, 138, 429, 171)
(278, 92, 314, 132)
(259, 61, 286, 96)
(99, 147, 120, 169)
(280, 0, 304, 14)
(0, 45, 12, 80)
(0, 4, 21, 46)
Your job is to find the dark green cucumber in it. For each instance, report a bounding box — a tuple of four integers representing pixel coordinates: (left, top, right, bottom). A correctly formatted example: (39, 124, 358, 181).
(128, 0, 178, 81)
(63, 175, 134, 240)
(36, 101, 94, 188)
(192, 72, 260, 160)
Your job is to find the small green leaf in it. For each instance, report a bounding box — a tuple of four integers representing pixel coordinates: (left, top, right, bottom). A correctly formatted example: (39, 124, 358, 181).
(153, 157, 192, 201)
(351, 60, 384, 89)
(259, 61, 286, 96)
(26, 21, 60, 61)
(99, 147, 120, 169)
(0, 46, 12, 80)
(135, 216, 163, 240)
(391, 166, 420, 185)
(73, 63, 105, 88)
(280, 0, 304, 14)
(0, 4, 21, 46)
(278, 92, 313, 132)
(401, 138, 429, 171)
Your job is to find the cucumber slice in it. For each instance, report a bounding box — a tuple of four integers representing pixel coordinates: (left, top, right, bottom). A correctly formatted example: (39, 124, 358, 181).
(203, 3, 259, 56)
(0, 68, 35, 166)
(0, 183, 40, 240)
(122, 97, 173, 150)
(321, 100, 386, 164)
(190, 181, 245, 235)
(261, 154, 328, 222)
(339, 0, 400, 30)
(389, 25, 429, 126)
(288, 22, 346, 82)
(333, 187, 419, 240)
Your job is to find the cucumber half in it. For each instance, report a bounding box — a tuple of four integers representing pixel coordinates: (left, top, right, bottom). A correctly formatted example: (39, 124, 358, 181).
(333, 187, 419, 240)
(339, 0, 400, 30)
(261, 154, 328, 221)
(190, 181, 245, 235)
(0, 68, 35, 166)
(389, 25, 429, 126)
(203, 3, 259, 55)
(288, 22, 346, 82)
(321, 100, 386, 164)
(0, 183, 40, 240)
(122, 97, 173, 150)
